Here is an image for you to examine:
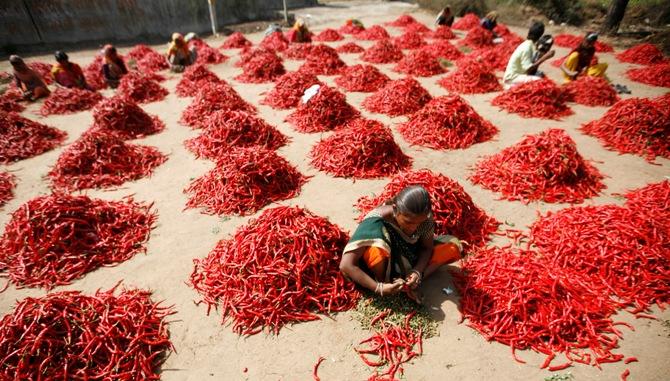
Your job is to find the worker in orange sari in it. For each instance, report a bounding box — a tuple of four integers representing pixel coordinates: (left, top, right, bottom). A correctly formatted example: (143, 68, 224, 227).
(101, 45, 128, 88)
(51, 51, 90, 90)
(287, 18, 312, 43)
(167, 33, 198, 73)
(340, 186, 463, 304)
(560, 33, 608, 82)
(9, 55, 50, 101)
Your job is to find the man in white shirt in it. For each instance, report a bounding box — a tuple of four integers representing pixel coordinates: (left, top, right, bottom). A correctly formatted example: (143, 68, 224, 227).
(502, 22, 555, 89)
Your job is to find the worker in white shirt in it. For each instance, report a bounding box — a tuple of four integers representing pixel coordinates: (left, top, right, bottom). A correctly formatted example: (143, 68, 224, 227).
(502, 21, 555, 90)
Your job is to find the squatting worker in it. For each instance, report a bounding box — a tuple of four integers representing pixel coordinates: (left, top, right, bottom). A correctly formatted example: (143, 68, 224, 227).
(435, 6, 454, 27)
(101, 44, 128, 89)
(502, 21, 555, 89)
(167, 33, 198, 73)
(51, 51, 90, 90)
(339, 186, 463, 304)
(9, 55, 50, 101)
(560, 32, 608, 83)
(287, 18, 312, 43)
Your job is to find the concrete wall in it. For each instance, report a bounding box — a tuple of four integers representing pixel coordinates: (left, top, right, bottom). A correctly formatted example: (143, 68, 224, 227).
(1, 0, 316, 51)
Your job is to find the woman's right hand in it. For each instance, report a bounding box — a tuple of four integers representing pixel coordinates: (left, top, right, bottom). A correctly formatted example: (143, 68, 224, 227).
(381, 279, 406, 295)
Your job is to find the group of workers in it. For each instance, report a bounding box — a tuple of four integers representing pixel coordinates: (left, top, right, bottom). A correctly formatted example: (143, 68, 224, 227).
(6, 33, 200, 102)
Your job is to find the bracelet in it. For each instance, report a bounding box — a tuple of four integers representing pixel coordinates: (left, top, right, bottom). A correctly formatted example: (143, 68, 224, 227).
(410, 270, 422, 284)
(375, 282, 383, 296)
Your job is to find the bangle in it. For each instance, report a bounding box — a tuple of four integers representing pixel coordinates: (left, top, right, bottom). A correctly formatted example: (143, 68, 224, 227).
(375, 282, 382, 296)
(410, 269, 422, 282)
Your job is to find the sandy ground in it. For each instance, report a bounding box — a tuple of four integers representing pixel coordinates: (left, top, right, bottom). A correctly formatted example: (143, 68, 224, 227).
(1, 1, 669, 380)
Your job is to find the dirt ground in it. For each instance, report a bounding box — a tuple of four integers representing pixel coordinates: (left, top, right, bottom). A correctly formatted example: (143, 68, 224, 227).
(1, 1, 669, 380)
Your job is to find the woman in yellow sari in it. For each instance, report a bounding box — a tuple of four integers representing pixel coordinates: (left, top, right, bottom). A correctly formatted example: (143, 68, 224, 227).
(167, 33, 197, 72)
(560, 33, 608, 82)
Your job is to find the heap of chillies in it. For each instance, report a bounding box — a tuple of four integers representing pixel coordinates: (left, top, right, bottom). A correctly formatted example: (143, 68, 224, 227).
(454, 246, 625, 369)
(580, 97, 669, 162)
(398, 95, 498, 149)
(0, 111, 67, 164)
(136, 50, 170, 73)
(419, 40, 463, 61)
(0, 88, 25, 113)
(189, 39, 228, 65)
(427, 25, 456, 39)
(385, 14, 419, 27)
(127, 44, 156, 60)
(286, 85, 360, 133)
(283, 43, 314, 60)
(491, 78, 573, 119)
(91, 96, 165, 140)
(175, 64, 222, 97)
(314, 28, 344, 41)
(39, 87, 103, 116)
(83, 55, 108, 90)
(356, 169, 499, 249)
(464, 39, 522, 70)
(361, 40, 404, 64)
(655, 93, 670, 110)
(190, 206, 359, 335)
(356, 310, 423, 380)
(392, 31, 427, 50)
(339, 22, 365, 35)
(623, 180, 670, 228)
(616, 43, 667, 65)
(180, 82, 256, 128)
(260, 31, 290, 52)
(529, 204, 670, 313)
(562, 76, 620, 106)
(0, 171, 15, 207)
(184, 147, 306, 215)
(334, 64, 390, 93)
(185, 110, 288, 160)
(235, 48, 286, 83)
(403, 22, 432, 35)
(459, 26, 494, 48)
(309, 118, 412, 179)
(298, 44, 347, 75)
(220, 32, 253, 49)
(336, 42, 365, 53)
(0, 286, 174, 379)
(362, 77, 432, 116)
(626, 63, 670, 88)
(393, 50, 445, 77)
(452, 13, 480, 30)
(0, 194, 156, 289)
(48, 131, 167, 191)
(355, 25, 390, 40)
(470, 128, 605, 203)
(554, 34, 613, 52)
(261, 71, 322, 109)
(117, 71, 169, 104)
(437, 61, 501, 94)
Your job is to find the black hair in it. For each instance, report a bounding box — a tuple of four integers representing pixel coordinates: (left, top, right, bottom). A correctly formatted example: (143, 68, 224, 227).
(537, 34, 554, 52)
(527, 21, 545, 42)
(55, 51, 68, 62)
(392, 186, 432, 216)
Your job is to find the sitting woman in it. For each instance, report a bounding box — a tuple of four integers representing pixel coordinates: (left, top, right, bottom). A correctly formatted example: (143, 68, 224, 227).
(101, 45, 128, 88)
(560, 33, 608, 82)
(339, 186, 463, 303)
(435, 6, 455, 27)
(287, 18, 312, 43)
(9, 55, 50, 101)
(167, 33, 198, 73)
(51, 51, 90, 90)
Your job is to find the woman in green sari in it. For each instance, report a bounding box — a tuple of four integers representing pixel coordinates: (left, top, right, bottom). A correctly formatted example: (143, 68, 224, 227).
(340, 186, 462, 302)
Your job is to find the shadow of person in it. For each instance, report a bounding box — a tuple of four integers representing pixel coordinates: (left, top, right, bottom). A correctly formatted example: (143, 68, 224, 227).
(421, 264, 463, 323)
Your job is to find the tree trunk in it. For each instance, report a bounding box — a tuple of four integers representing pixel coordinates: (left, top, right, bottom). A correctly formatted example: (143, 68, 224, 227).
(600, 0, 630, 35)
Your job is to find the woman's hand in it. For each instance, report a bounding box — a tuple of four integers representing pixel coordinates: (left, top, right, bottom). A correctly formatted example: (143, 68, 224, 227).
(405, 271, 421, 289)
(381, 279, 406, 295)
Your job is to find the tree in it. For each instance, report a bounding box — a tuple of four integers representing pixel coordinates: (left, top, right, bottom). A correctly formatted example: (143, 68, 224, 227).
(600, 0, 630, 35)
